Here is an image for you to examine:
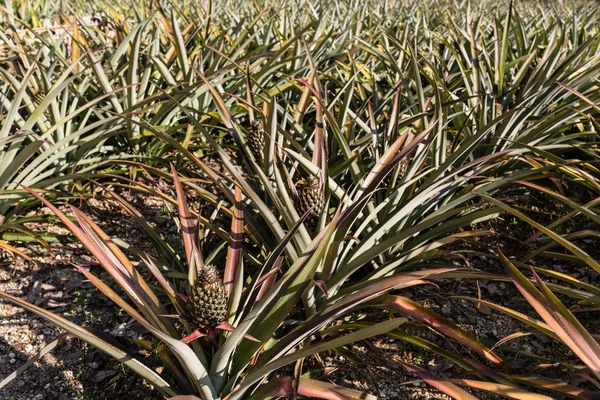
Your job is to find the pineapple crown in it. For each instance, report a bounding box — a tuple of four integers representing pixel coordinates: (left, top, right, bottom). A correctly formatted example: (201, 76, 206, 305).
(199, 264, 221, 284)
(298, 175, 321, 190)
(250, 119, 262, 130)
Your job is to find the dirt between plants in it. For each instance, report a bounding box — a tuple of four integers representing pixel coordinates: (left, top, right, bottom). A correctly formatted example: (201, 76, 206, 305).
(0, 188, 598, 399)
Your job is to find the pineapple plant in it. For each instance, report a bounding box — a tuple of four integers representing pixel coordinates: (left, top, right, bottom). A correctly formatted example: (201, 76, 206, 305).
(186, 264, 228, 331)
(3, 2, 600, 399)
(295, 175, 324, 228)
(247, 119, 264, 160)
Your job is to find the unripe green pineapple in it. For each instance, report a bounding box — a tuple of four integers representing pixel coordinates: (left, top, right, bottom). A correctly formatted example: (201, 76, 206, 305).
(247, 120, 264, 160)
(187, 264, 228, 330)
(296, 176, 324, 227)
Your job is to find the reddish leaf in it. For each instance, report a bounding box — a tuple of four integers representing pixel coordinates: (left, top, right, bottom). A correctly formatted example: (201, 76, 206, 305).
(216, 321, 260, 343)
(313, 280, 329, 299)
(397, 360, 478, 400)
(224, 185, 244, 298)
(181, 330, 206, 344)
(372, 295, 503, 366)
(500, 250, 600, 379)
(171, 164, 203, 284)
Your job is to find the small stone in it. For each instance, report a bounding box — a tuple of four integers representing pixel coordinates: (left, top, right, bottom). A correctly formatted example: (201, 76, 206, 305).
(477, 303, 492, 315)
(8, 352, 15, 359)
(25, 344, 33, 352)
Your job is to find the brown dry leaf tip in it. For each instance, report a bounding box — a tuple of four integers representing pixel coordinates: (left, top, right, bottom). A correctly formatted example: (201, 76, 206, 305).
(247, 119, 265, 160)
(295, 175, 325, 227)
(186, 264, 228, 330)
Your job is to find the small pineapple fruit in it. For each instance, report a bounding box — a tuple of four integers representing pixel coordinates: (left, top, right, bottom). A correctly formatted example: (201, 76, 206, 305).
(445, 141, 455, 160)
(296, 175, 324, 227)
(187, 264, 228, 330)
(495, 102, 504, 116)
(31, 90, 50, 119)
(247, 120, 264, 160)
(398, 157, 409, 179)
(32, 90, 45, 106)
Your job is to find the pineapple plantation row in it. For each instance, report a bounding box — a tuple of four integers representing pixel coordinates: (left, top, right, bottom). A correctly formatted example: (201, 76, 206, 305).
(1, 0, 599, 398)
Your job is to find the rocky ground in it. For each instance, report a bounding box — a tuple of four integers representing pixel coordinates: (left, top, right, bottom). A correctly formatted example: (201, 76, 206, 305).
(0, 186, 598, 400)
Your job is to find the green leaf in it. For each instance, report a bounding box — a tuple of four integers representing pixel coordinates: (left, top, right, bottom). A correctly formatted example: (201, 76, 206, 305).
(0, 291, 176, 397)
(228, 319, 406, 400)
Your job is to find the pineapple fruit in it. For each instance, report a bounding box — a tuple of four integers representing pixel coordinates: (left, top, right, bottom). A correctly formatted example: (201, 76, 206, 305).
(295, 175, 324, 227)
(31, 89, 51, 119)
(247, 119, 264, 160)
(187, 264, 228, 330)
(398, 157, 409, 179)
